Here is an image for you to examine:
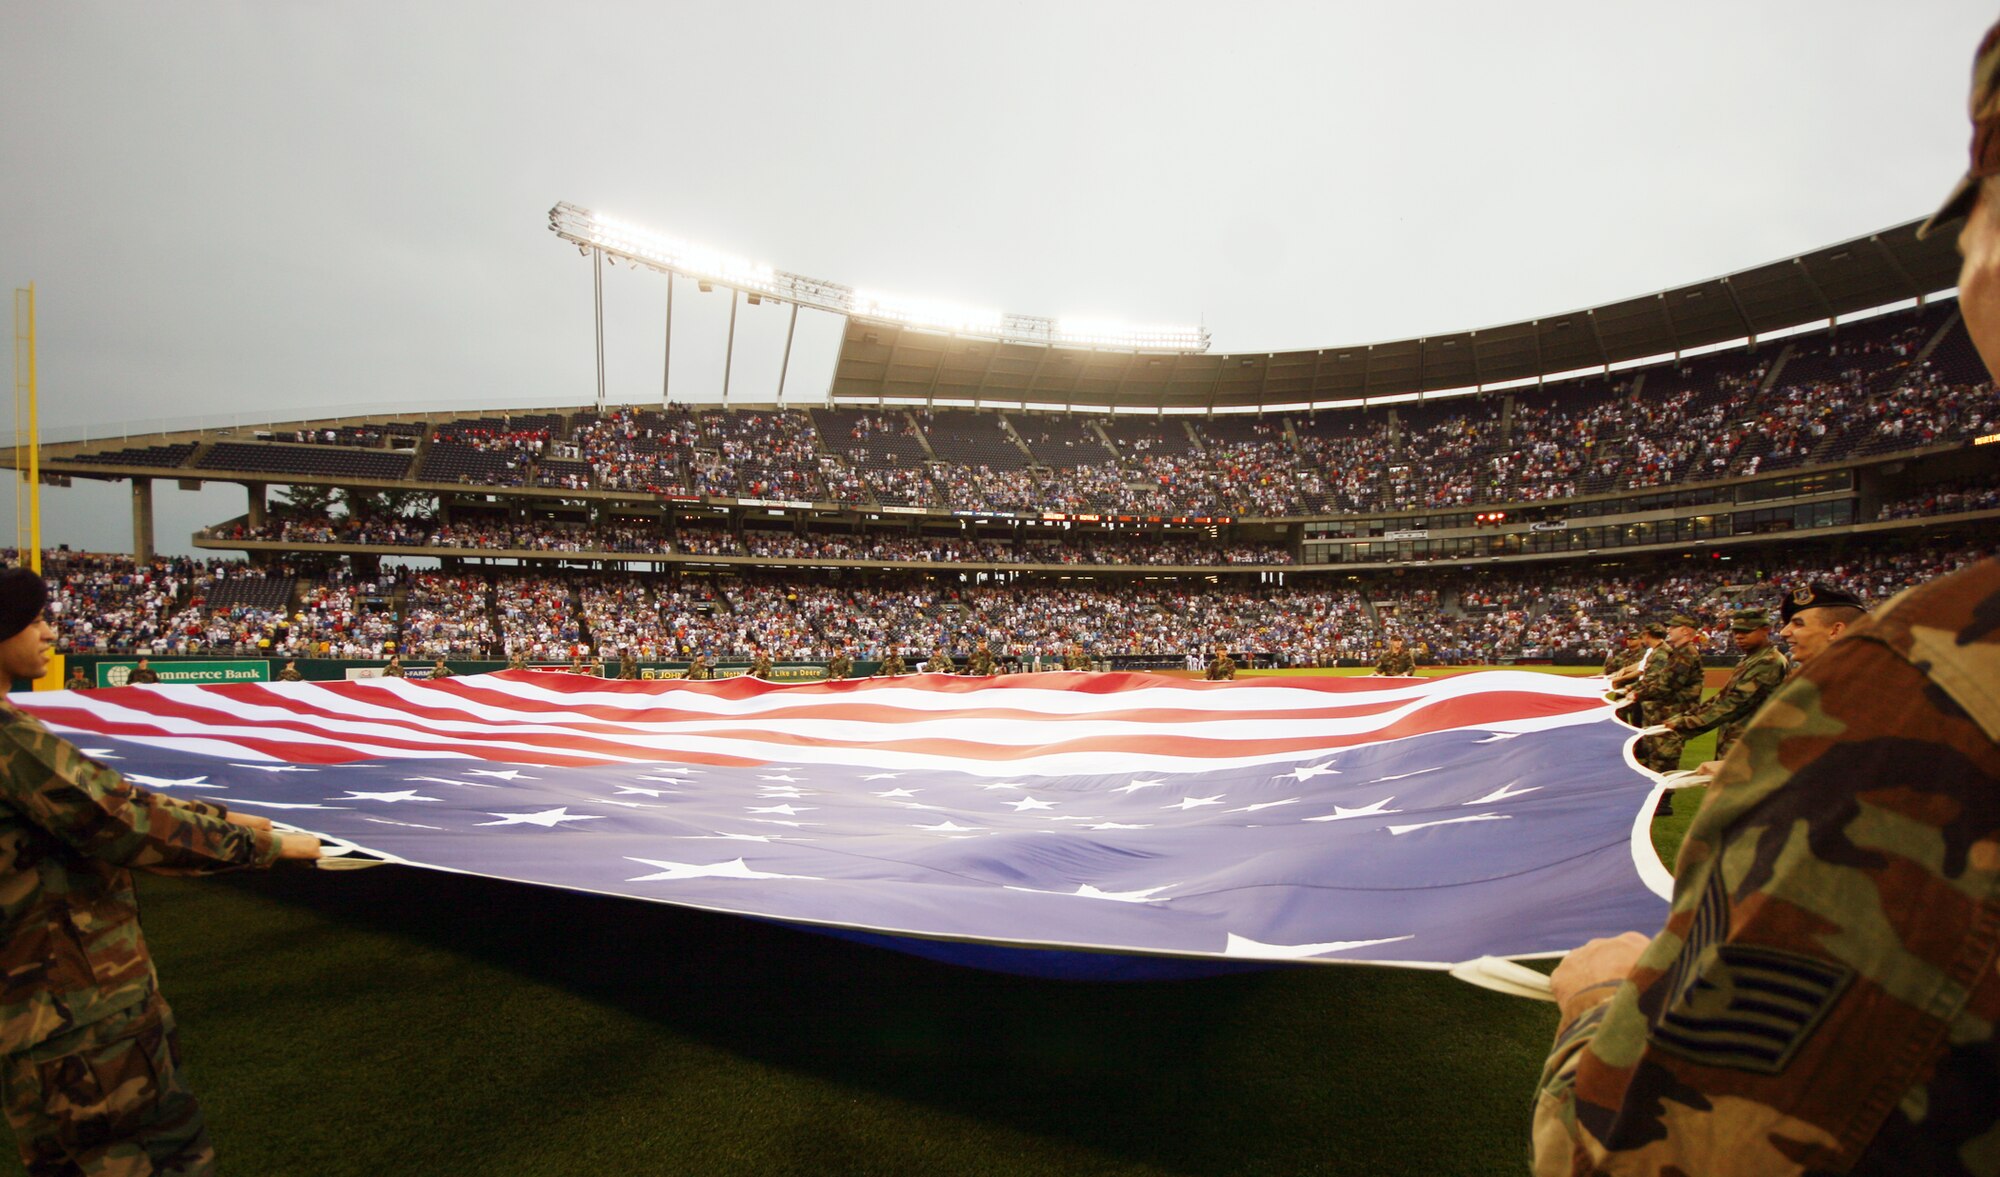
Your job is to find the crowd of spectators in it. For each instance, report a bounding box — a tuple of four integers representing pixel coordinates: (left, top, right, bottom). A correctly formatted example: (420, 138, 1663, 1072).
(1876, 474, 2000, 520)
(401, 573, 495, 658)
(21, 532, 1992, 667)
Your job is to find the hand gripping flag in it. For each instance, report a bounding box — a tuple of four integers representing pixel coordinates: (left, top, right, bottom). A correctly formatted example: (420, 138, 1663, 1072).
(12, 670, 1672, 980)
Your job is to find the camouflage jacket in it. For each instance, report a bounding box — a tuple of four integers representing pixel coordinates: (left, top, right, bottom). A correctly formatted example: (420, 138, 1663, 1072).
(1205, 654, 1237, 680)
(929, 648, 956, 673)
(1062, 651, 1091, 671)
(1532, 557, 2000, 1175)
(1374, 649, 1417, 676)
(1602, 647, 1640, 676)
(1665, 642, 1790, 757)
(875, 653, 905, 677)
(1629, 639, 1702, 718)
(826, 653, 854, 680)
(747, 654, 774, 678)
(0, 703, 281, 1055)
(967, 649, 998, 676)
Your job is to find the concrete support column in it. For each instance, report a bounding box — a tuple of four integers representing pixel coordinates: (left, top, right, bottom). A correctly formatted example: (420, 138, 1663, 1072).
(131, 478, 155, 563)
(246, 483, 267, 530)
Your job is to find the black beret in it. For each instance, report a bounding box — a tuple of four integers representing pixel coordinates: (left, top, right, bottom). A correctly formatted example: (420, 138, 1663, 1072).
(0, 567, 48, 642)
(1778, 582, 1866, 626)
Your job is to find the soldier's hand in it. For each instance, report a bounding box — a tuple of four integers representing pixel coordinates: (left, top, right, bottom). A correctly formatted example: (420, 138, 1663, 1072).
(1550, 932, 1652, 1023)
(224, 810, 275, 832)
(277, 832, 323, 859)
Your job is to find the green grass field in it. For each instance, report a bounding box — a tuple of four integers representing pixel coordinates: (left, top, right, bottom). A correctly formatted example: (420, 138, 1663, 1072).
(0, 673, 1714, 1177)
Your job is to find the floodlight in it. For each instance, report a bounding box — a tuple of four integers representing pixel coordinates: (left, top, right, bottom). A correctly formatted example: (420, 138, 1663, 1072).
(548, 201, 1209, 355)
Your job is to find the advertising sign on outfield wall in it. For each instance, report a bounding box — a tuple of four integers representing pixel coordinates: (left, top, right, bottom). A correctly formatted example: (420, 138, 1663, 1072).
(97, 660, 270, 688)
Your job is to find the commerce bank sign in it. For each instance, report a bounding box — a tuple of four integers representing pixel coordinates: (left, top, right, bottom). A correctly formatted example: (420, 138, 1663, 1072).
(96, 660, 272, 688)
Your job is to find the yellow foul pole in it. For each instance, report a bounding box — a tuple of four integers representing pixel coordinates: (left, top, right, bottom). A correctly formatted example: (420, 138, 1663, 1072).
(11, 284, 38, 573)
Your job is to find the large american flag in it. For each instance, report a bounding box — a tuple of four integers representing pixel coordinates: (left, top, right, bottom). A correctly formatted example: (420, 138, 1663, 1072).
(13, 670, 1671, 979)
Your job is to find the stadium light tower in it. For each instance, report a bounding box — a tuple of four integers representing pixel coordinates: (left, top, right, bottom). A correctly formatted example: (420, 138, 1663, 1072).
(547, 202, 1211, 407)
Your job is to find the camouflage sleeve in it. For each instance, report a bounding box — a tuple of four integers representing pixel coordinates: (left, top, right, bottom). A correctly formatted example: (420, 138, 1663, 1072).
(1532, 558, 2000, 1175)
(1665, 649, 1784, 736)
(1626, 648, 1670, 702)
(152, 792, 232, 821)
(0, 716, 281, 873)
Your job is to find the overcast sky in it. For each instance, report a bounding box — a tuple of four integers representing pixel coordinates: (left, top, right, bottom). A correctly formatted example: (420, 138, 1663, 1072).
(4, 1, 1993, 554)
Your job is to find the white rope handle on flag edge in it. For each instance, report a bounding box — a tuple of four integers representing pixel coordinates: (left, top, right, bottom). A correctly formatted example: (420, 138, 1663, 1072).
(269, 822, 394, 871)
(1448, 956, 1556, 1001)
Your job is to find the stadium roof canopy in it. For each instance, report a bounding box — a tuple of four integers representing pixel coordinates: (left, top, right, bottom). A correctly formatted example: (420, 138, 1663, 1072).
(829, 217, 1961, 413)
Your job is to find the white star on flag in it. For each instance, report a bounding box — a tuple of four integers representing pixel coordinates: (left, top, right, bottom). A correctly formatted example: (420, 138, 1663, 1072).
(477, 807, 605, 828)
(1110, 779, 1166, 794)
(1305, 798, 1403, 822)
(405, 776, 499, 789)
(916, 820, 982, 833)
(614, 785, 675, 797)
(1466, 782, 1540, 804)
(624, 857, 819, 882)
(1165, 795, 1224, 811)
(464, 769, 535, 781)
(1223, 933, 1416, 960)
(1228, 798, 1299, 813)
(126, 774, 223, 790)
(229, 763, 316, 773)
(758, 774, 804, 782)
(78, 749, 121, 759)
(335, 790, 439, 803)
(1387, 813, 1510, 836)
(1009, 883, 1172, 903)
(1085, 821, 1151, 830)
(978, 781, 1026, 791)
(635, 775, 687, 784)
(1006, 798, 1056, 812)
(873, 788, 918, 798)
(746, 804, 814, 815)
(859, 772, 901, 781)
(1281, 762, 1340, 782)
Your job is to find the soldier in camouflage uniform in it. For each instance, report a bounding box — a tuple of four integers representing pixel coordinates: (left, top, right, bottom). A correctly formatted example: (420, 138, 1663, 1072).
(1062, 644, 1092, 671)
(746, 648, 774, 679)
(1600, 634, 1641, 677)
(276, 659, 305, 682)
(506, 648, 528, 671)
(1204, 645, 1237, 681)
(1661, 609, 1788, 761)
(127, 659, 160, 686)
(825, 648, 854, 680)
(875, 649, 906, 677)
(430, 657, 454, 680)
(619, 650, 638, 680)
(1373, 636, 1417, 677)
(1536, 39, 2000, 1163)
(1625, 615, 1703, 773)
(966, 640, 998, 677)
(928, 642, 956, 675)
(1533, 555, 2000, 1175)
(0, 567, 321, 1175)
(683, 653, 713, 681)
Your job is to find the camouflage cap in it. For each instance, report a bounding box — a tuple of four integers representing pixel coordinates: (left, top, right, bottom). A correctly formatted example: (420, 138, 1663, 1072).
(1919, 19, 2000, 239)
(1643, 622, 1669, 638)
(1729, 608, 1770, 632)
(1778, 581, 1866, 626)
(0, 566, 48, 641)
(1667, 614, 1701, 630)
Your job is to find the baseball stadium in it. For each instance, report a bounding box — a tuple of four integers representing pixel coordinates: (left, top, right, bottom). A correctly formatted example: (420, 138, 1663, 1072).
(7, 8, 2000, 1177)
